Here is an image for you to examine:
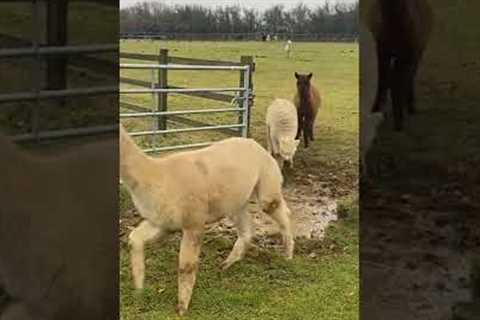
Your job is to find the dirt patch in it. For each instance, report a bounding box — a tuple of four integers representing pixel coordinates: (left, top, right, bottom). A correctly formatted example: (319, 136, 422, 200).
(362, 180, 480, 320)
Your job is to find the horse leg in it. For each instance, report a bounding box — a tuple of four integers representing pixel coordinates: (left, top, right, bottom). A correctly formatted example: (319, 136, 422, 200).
(295, 111, 303, 140)
(372, 47, 391, 113)
(391, 58, 411, 131)
(303, 118, 313, 145)
(301, 111, 311, 148)
(407, 59, 419, 115)
(308, 113, 315, 141)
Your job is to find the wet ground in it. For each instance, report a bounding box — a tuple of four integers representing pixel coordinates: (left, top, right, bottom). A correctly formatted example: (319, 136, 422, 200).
(362, 139, 480, 320)
(362, 182, 480, 320)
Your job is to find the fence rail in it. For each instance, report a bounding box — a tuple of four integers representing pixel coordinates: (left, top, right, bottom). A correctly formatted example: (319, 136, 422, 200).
(120, 107, 245, 118)
(120, 32, 358, 42)
(120, 61, 252, 153)
(0, 1, 117, 142)
(121, 87, 245, 94)
(0, 86, 117, 103)
(120, 48, 255, 139)
(120, 63, 248, 71)
(0, 44, 118, 58)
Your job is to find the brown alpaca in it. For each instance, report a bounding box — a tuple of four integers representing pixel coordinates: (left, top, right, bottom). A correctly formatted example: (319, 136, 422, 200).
(367, 0, 433, 130)
(293, 72, 321, 148)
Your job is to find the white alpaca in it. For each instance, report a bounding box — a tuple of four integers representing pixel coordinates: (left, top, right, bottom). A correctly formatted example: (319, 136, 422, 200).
(120, 124, 294, 316)
(285, 40, 292, 58)
(266, 98, 300, 170)
(360, 22, 384, 177)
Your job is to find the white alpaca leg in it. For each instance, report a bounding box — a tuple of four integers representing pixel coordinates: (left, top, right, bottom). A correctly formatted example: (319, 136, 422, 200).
(266, 126, 273, 154)
(221, 208, 253, 270)
(128, 220, 164, 289)
(176, 230, 203, 316)
(267, 198, 294, 259)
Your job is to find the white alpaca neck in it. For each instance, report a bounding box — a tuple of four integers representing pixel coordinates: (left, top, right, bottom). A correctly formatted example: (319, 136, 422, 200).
(119, 127, 153, 191)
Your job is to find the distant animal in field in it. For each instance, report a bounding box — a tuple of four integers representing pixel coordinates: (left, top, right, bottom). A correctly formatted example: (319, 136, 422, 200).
(120, 125, 294, 316)
(367, 0, 433, 130)
(266, 98, 300, 170)
(293, 72, 321, 148)
(285, 40, 293, 58)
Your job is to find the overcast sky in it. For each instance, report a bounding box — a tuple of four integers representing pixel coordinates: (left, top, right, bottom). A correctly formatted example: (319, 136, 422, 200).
(120, 0, 356, 11)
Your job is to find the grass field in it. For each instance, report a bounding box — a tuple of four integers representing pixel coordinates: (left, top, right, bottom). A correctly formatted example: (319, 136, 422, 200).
(119, 40, 359, 319)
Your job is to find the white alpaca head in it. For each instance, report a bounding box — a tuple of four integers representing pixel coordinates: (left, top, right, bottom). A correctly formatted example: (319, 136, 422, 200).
(279, 137, 300, 163)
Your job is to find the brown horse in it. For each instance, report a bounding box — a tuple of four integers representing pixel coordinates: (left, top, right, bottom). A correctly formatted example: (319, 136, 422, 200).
(293, 72, 321, 148)
(367, 0, 433, 130)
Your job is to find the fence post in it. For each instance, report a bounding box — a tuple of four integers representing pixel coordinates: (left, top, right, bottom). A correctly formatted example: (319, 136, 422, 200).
(157, 49, 168, 130)
(239, 55, 254, 137)
(31, 0, 48, 140)
(46, 1, 67, 92)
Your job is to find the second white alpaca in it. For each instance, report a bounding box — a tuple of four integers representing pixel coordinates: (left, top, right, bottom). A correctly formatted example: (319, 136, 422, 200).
(266, 98, 300, 169)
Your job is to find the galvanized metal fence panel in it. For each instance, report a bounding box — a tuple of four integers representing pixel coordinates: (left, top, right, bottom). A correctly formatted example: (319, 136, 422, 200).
(120, 63, 252, 153)
(0, 0, 118, 142)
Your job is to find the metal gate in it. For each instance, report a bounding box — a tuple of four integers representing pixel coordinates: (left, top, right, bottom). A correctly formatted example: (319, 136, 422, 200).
(0, 1, 117, 142)
(120, 63, 252, 153)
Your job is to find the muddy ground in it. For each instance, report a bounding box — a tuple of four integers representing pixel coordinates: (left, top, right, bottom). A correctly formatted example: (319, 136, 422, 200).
(362, 134, 480, 320)
(362, 182, 480, 320)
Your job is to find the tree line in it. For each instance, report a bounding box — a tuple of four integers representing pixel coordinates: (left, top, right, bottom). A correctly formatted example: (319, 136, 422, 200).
(120, 1, 359, 36)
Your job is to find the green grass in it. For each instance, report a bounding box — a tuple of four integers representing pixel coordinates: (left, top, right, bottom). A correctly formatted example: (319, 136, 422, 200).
(120, 40, 358, 319)
(120, 197, 358, 320)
